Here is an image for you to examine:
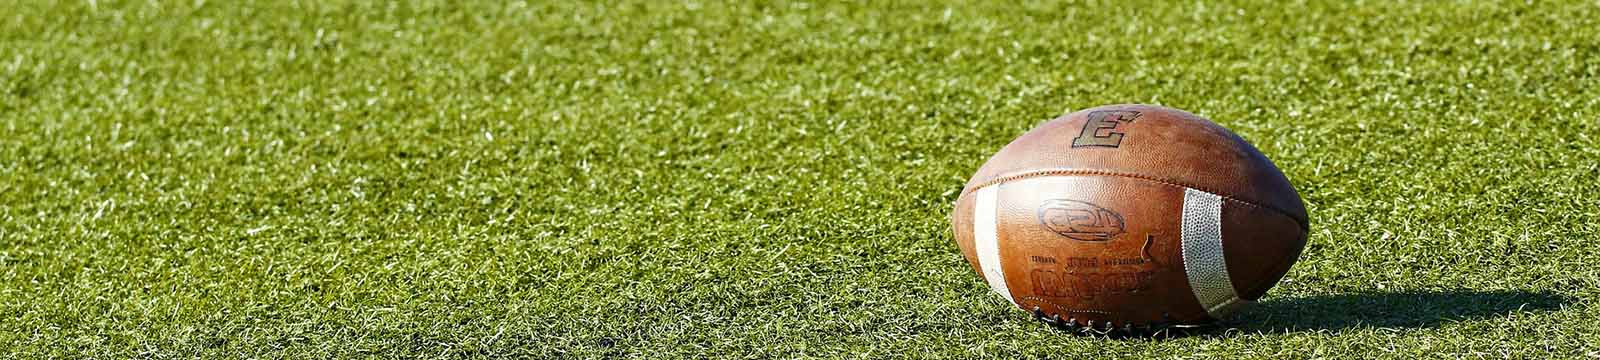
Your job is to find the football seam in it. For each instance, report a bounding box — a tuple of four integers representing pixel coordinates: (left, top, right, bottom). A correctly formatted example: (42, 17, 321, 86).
(960, 168, 1309, 231)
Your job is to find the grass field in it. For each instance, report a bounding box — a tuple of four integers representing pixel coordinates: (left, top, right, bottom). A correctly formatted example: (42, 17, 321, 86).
(3, 0, 1599, 358)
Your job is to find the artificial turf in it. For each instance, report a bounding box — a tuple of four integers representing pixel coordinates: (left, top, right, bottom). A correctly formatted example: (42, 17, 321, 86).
(2, 0, 1598, 358)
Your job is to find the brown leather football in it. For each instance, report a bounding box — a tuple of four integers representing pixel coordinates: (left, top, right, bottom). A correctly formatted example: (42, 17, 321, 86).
(951, 104, 1308, 332)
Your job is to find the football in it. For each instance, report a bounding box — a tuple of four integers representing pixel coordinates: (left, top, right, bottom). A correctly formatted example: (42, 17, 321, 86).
(951, 104, 1309, 333)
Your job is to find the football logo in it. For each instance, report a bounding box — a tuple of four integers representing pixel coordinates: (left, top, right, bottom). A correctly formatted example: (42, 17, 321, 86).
(1036, 199, 1126, 241)
(1071, 110, 1142, 148)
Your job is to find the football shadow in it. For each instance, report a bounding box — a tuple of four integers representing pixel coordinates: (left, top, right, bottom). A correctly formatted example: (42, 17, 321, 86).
(1055, 289, 1573, 339)
(1217, 289, 1571, 335)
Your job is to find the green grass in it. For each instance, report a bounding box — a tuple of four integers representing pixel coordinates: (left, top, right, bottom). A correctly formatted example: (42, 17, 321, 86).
(2, 0, 1599, 358)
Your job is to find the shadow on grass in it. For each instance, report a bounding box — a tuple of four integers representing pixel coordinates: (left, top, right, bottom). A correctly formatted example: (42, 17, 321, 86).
(1223, 289, 1571, 334)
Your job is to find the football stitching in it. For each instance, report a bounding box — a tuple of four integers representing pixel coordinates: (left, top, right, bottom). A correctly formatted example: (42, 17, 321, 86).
(960, 168, 1309, 230)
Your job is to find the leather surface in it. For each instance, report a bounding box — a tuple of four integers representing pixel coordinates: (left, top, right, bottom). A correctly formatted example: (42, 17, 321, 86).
(950, 104, 1307, 326)
(1221, 200, 1306, 301)
(962, 104, 1307, 228)
(999, 175, 1211, 326)
(951, 192, 984, 280)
